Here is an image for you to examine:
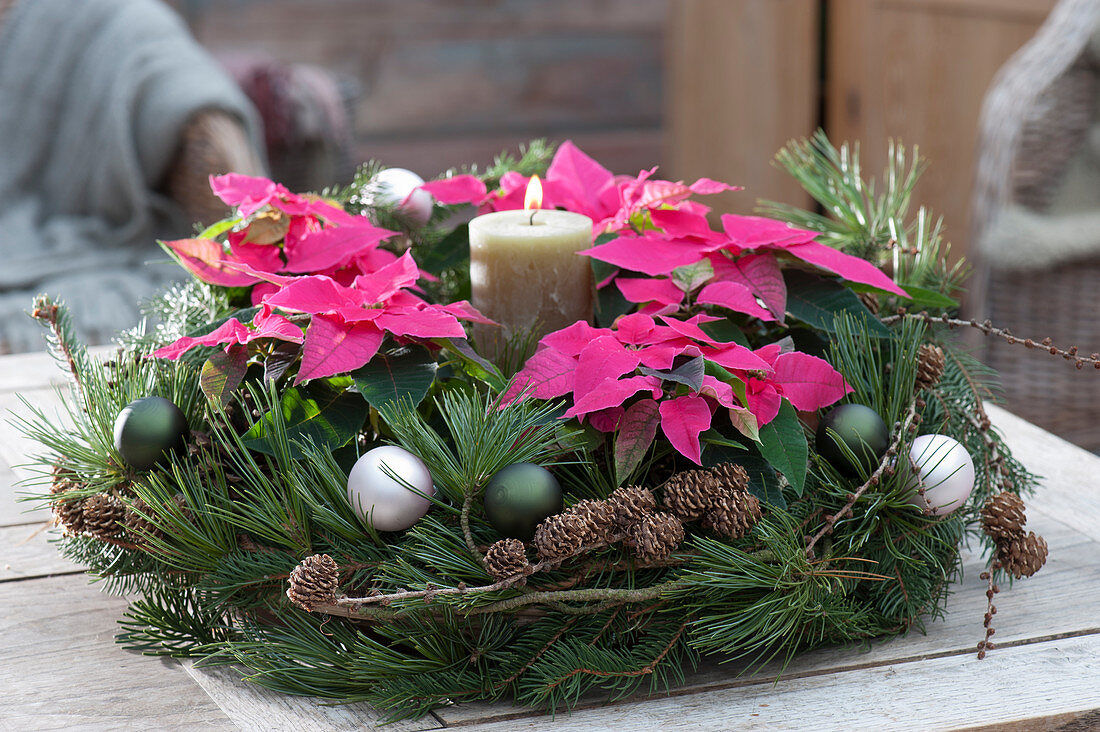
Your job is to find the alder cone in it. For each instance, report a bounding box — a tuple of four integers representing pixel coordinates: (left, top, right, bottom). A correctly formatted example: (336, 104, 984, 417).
(703, 489, 762, 540)
(82, 494, 126, 539)
(981, 492, 1027, 542)
(564, 499, 616, 545)
(485, 538, 529, 580)
(50, 468, 87, 535)
(662, 470, 719, 522)
(287, 554, 339, 610)
(915, 343, 946, 392)
(609, 485, 656, 528)
(533, 513, 589, 560)
(710, 463, 750, 492)
(998, 532, 1048, 579)
(627, 512, 685, 563)
(124, 497, 162, 543)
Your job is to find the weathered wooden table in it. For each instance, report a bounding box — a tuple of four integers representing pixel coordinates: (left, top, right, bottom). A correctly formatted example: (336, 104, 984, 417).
(2, 349, 1099, 731)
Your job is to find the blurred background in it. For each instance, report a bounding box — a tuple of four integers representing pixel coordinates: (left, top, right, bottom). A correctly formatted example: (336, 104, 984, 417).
(162, 0, 1052, 265)
(11, 0, 1100, 451)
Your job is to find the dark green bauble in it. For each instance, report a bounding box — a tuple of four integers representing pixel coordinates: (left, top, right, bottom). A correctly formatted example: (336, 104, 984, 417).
(816, 403, 889, 477)
(112, 396, 188, 472)
(483, 462, 563, 541)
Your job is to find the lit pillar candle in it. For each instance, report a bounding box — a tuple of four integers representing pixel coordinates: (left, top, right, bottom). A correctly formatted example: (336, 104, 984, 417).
(469, 176, 594, 359)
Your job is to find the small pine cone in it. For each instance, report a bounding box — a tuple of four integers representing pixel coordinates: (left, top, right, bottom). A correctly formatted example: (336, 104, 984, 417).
(484, 538, 529, 580)
(124, 498, 162, 543)
(82, 494, 127, 539)
(564, 499, 616, 545)
(980, 492, 1027, 542)
(287, 554, 340, 610)
(915, 343, 946, 392)
(998, 532, 1048, 579)
(627, 512, 685, 563)
(609, 485, 656, 528)
(710, 463, 750, 492)
(51, 487, 87, 535)
(533, 513, 590, 561)
(857, 291, 880, 316)
(662, 470, 720, 522)
(703, 489, 762, 540)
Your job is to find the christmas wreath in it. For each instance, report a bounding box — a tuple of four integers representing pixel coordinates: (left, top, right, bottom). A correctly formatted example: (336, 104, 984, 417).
(22, 134, 1060, 720)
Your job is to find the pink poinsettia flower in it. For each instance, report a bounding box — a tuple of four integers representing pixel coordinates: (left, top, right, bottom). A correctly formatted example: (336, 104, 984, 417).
(167, 174, 400, 293)
(429, 141, 737, 236)
(584, 210, 908, 322)
(230, 251, 493, 382)
(151, 307, 303, 360)
(504, 313, 786, 465)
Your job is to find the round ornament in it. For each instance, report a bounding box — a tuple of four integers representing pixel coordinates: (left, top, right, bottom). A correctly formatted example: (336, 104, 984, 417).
(347, 446, 435, 532)
(906, 434, 975, 516)
(112, 396, 188, 472)
(362, 168, 433, 225)
(815, 404, 890, 477)
(483, 463, 563, 541)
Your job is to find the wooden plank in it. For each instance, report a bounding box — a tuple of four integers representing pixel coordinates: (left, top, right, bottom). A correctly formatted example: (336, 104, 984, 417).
(178, 0, 664, 137)
(0, 522, 80, 581)
(0, 463, 50, 527)
(987, 404, 1100, 544)
(0, 387, 69, 483)
(0, 345, 113, 394)
(181, 661, 443, 732)
(0, 574, 235, 730)
(883, 0, 1058, 23)
(665, 0, 820, 217)
(453, 633, 1100, 731)
(826, 0, 1052, 265)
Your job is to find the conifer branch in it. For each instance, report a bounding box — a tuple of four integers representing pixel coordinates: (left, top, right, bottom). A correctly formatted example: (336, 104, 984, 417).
(805, 399, 920, 557)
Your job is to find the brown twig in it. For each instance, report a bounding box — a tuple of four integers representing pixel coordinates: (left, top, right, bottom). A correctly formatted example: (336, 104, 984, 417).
(805, 400, 920, 557)
(977, 563, 1000, 659)
(883, 310, 1100, 370)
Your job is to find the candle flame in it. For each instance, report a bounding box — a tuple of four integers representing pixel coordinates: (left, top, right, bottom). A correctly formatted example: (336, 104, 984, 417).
(524, 175, 544, 211)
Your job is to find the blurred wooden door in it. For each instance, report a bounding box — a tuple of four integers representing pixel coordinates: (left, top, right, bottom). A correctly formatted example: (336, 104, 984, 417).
(827, 0, 1056, 263)
(665, 0, 821, 216)
(667, 0, 1055, 261)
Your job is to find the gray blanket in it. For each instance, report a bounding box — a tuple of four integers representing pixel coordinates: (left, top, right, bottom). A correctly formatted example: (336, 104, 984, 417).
(0, 0, 262, 352)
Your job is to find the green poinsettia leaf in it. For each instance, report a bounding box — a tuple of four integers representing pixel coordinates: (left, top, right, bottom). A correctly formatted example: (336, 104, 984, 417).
(897, 283, 959, 310)
(200, 345, 248, 407)
(757, 400, 808, 495)
(785, 271, 890, 337)
(243, 382, 367, 459)
(614, 398, 660, 485)
(350, 345, 438, 410)
(671, 259, 714, 293)
(639, 356, 705, 392)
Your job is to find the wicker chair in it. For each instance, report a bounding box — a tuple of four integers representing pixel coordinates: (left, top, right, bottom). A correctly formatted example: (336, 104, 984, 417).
(969, 0, 1100, 451)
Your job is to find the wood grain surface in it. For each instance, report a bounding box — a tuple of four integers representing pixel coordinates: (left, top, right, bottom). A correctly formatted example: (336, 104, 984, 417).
(0, 348, 1097, 730)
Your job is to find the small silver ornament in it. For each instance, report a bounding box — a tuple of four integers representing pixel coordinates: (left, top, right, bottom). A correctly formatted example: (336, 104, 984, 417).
(346, 445, 435, 531)
(906, 434, 975, 516)
(360, 167, 433, 225)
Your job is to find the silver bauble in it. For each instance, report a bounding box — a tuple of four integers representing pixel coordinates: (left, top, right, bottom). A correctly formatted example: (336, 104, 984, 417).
(361, 168, 433, 225)
(346, 445, 435, 531)
(906, 434, 975, 516)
